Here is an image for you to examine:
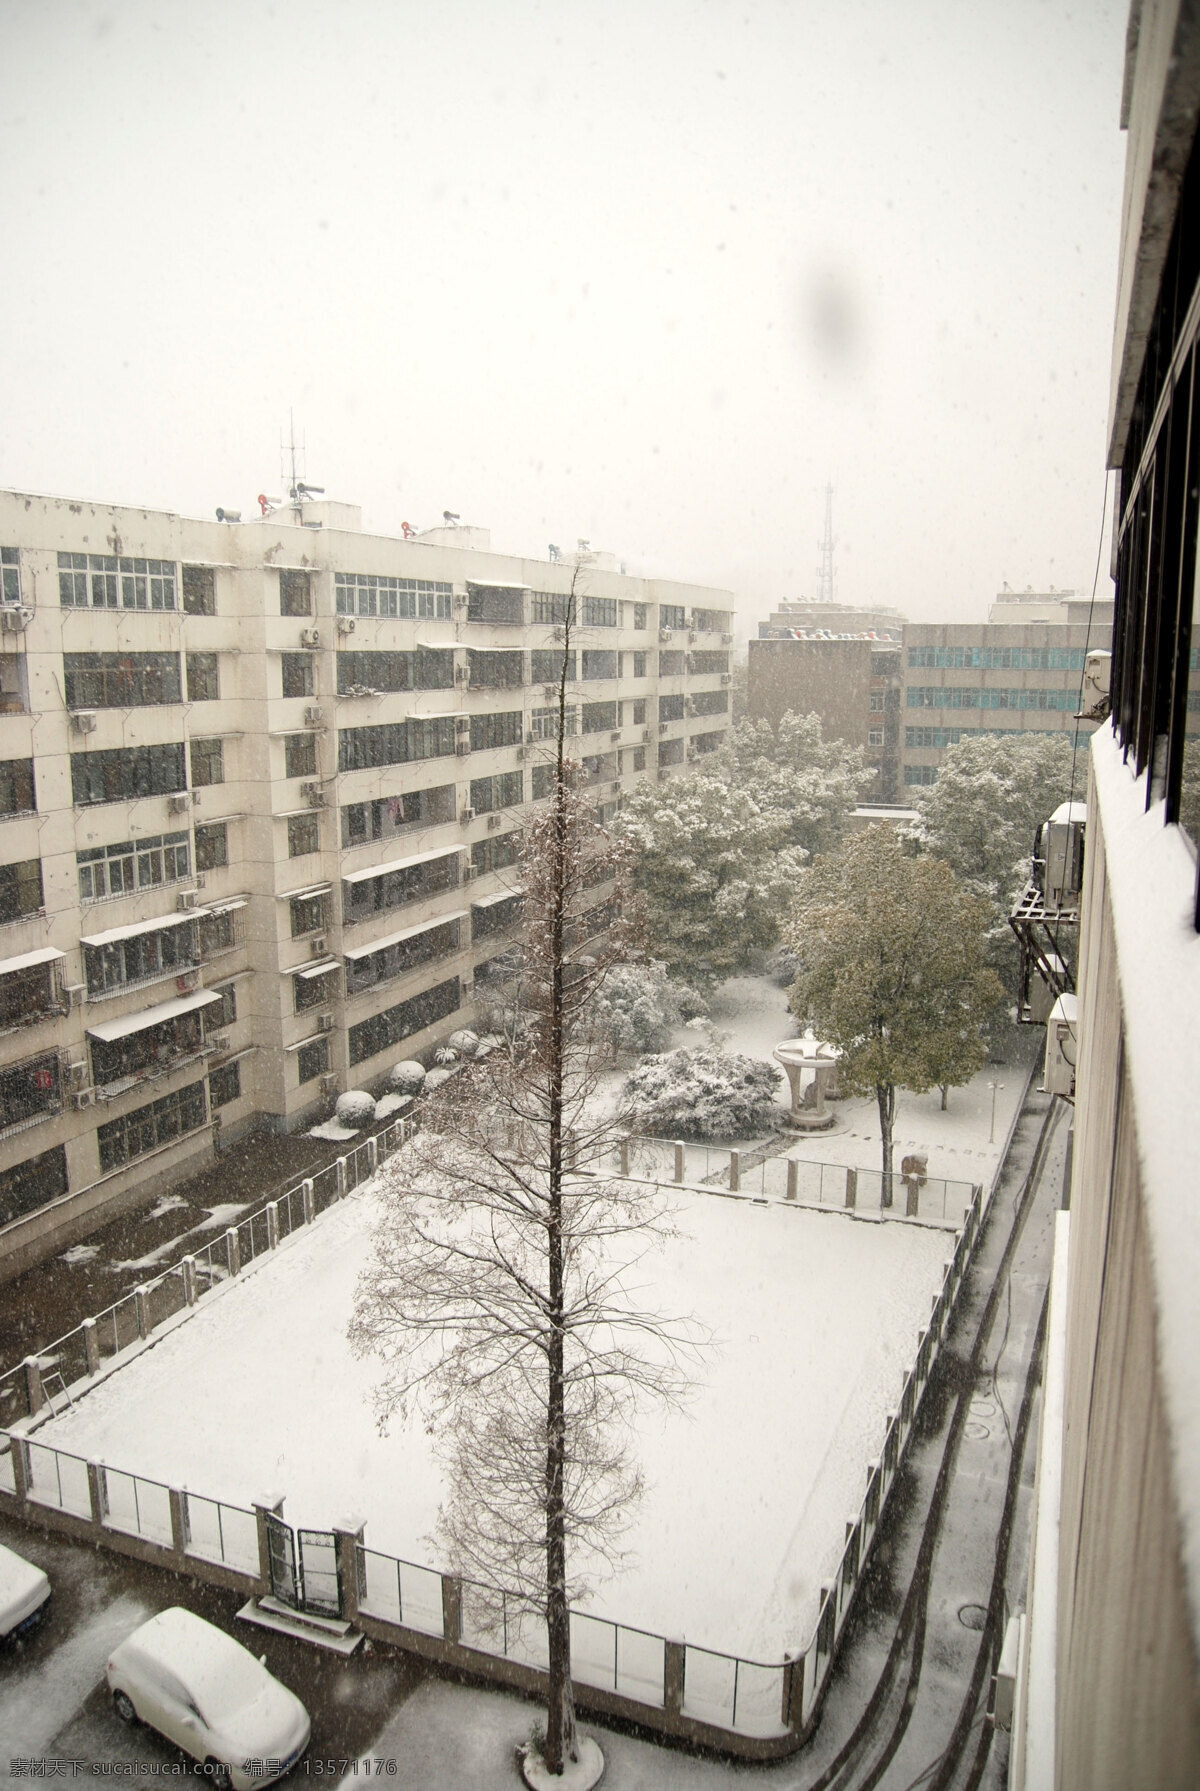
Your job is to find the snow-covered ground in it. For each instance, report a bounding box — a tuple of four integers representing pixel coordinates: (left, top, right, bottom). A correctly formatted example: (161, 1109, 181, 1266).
(32, 1178, 946, 1662)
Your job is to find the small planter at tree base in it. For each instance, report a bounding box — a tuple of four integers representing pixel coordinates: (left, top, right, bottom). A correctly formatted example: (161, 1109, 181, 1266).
(517, 1735, 605, 1790)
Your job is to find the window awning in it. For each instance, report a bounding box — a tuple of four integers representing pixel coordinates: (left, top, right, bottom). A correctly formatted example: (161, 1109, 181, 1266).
(472, 887, 524, 910)
(467, 581, 527, 592)
(279, 883, 332, 903)
(342, 844, 462, 886)
(80, 912, 202, 950)
(416, 639, 457, 651)
(343, 908, 468, 961)
(0, 945, 65, 977)
(295, 958, 340, 980)
(206, 896, 248, 915)
(86, 988, 221, 1042)
(285, 1032, 329, 1053)
(467, 645, 524, 654)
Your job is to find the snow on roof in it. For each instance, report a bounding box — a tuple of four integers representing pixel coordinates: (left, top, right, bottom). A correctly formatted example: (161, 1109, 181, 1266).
(343, 909, 469, 960)
(86, 988, 221, 1042)
(342, 843, 463, 885)
(0, 944, 64, 976)
(1089, 727, 1200, 1649)
(80, 912, 200, 949)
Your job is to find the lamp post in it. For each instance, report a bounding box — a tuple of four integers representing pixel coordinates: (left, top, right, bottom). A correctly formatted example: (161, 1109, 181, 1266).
(988, 1080, 1005, 1145)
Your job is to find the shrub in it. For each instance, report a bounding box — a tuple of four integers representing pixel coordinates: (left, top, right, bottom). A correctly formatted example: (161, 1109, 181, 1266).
(624, 1048, 782, 1140)
(335, 1090, 377, 1128)
(389, 1061, 426, 1095)
(591, 963, 711, 1057)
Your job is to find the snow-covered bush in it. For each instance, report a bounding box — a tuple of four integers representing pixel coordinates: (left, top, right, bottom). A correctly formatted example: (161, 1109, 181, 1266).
(624, 1048, 782, 1140)
(447, 1028, 480, 1058)
(389, 1060, 426, 1095)
(424, 1066, 454, 1092)
(335, 1090, 377, 1129)
(589, 964, 711, 1056)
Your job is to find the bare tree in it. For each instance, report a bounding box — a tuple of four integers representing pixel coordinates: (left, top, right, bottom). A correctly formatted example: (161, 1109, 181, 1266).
(350, 569, 703, 1780)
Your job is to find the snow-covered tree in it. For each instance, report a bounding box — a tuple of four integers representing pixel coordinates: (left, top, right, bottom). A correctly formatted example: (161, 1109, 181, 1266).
(715, 710, 874, 858)
(588, 961, 708, 1056)
(624, 1047, 782, 1140)
(350, 575, 701, 1783)
(786, 827, 1003, 1203)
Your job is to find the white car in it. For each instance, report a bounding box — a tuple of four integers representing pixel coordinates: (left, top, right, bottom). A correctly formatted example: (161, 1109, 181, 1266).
(0, 1539, 50, 1638)
(106, 1607, 310, 1789)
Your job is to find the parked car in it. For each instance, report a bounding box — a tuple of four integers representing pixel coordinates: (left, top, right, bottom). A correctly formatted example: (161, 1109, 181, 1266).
(0, 1539, 50, 1639)
(106, 1608, 310, 1789)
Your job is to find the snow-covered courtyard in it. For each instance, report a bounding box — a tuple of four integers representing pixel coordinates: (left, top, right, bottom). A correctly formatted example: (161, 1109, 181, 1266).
(31, 1173, 948, 1662)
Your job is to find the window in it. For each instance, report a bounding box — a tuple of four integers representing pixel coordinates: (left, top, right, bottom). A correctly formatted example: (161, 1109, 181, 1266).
(77, 832, 190, 902)
(530, 592, 575, 626)
(691, 689, 728, 717)
(907, 645, 1090, 670)
(58, 553, 176, 610)
(279, 569, 312, 616)
(904, 764, 939, 786)
(83, 919, 197, 995)
(340, 785, 455, 846)
(0, 859, 43, 923)
(343, 852, 459, 923)
(209, 1062, 241, 1108)
(182, 565, 216, 616)
(282, 653, 315, 699)
(691, 608, 724, 633)
(468, 649, 525, 689)
(471, 833, 520, 875)
(658, 738, 685, 767)
(199, 906, 239, 958)
(297, 1037, 330, 1083)
(633, 603, 648, 631)
(348, 976, 460, 1066)
(530, 705, 577, 739)
(284, 733, 317, 779)
(582, 650, 617, 680)
(290, 892, 328, 937)
(658, 694, 685, 723)
(71, 743, 186, 806)
(287, 813, 319, 857)
(691, 651, 729, 675)
(693, 730, 724, 755)
(338, 716, 456, 773)
(335, 573, 452, 619)
(631, 699, 647, 726)
(186, 654, 220, 702)
(659, 604, 687, 631)
(0, 956, 62, 1026)
(632, 747, 646, 772)
(581, 701, 617, 733)
(0, 1144, 68, 1226)
(88, 1006, 212, 1088)
(98, 1081, 207, 1172)
(0, 1051, 62, 1134)
(295, 965, 338, 1012)
(659, 651, 686, 676)
(469, 710, 523, 752)
(0, 759, 34, 817)
(868, 729, 885, 747)
(190, 738, 224, 787)
(470, 771, 523, 813)
(209, 983, 237, 1027)
(471, 893, 524, 942)
(532, 763, 555, 801)
(869, 692, 885, 711)
(467, 584, 524, 624)
(345, 918, 461, 995)
(632, 651, 647, 679)
(580, 597, 617, 628)
(906, 686, 1079, 712)
(194, 823, 228, 871)
(64, 652, 181, 708)
(0, 547, 20, 606)
(337, 649, 454, 693)
(530, 649, 575, 683)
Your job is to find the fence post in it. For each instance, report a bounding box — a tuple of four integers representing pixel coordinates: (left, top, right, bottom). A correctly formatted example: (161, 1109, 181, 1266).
(134, 1288, 151, 1340)
(82, 1317, 100, 1375)
(728, 1149, 740, 1192)
(845, 1168, 857, 1209)
(664, 1640, 685, 1716)
(336, 1157, 348, 1198)
(366, 1137, 378, 1172)
(169, 1487, 189, 1556)
(620, 1138, 630, 1178)
(333, 1520, 365, 1623)
(301, 1179, 315, 1225)
(673, 1141, 685, 1184)
(226, 1226, 241, 1277)
(180, 1257, 197, 1308)
(441, 1573, 462, 1643)
(783, 1653, 805, 1732)
(252, 1496, 285, 1599)
(23, 1355, 45, 1416)
(786, 1159, 798, 1201)
(10, 1434, 31, 1502)
(87, 1461, 108, 1526)
(905, 1177, 920, 1218)
(266, 1202, 279, 1250)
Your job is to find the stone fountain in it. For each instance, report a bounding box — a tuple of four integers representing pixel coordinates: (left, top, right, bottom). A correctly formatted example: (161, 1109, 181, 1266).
(774, 1034, 842, 1131)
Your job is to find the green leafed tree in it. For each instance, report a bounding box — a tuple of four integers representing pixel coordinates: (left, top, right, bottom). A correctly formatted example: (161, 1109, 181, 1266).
(786, 826, 1004, 1204)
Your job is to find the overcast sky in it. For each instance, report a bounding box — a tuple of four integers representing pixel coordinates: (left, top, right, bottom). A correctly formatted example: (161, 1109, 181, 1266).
(1, 0, 1128, 628)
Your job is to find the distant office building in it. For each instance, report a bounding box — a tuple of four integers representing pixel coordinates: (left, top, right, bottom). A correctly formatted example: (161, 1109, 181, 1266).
(748, 634, 903, 800)
(758, 598, 905, 639)
(0, 490, 732, 1275)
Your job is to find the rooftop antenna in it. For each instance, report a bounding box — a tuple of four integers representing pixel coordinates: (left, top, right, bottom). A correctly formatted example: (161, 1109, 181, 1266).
(280, 411, 324, 508)
(817, 481, 836, 605)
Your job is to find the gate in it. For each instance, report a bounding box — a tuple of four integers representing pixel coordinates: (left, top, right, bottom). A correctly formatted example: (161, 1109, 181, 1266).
(264, 1512, 342, 1618)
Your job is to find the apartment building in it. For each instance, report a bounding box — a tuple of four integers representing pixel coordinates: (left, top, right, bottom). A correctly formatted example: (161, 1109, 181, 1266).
(748, 633, 903, 799)
(0, 491, 732, 1274)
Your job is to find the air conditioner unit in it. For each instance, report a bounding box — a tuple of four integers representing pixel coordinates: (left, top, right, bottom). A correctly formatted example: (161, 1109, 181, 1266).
(301, 781, 325, 808)
(317, 1012, 335, 1033)
(455, 665, 469, 684)
(720, 631, 733, 644)
(611, 781, 622, 794)
(205, 1034, 230, 1056)
(194, 874, 206, 889)
(168, 793, 191, 814)
(455, 716, 471, 732)
(460, 807, 475, 824)
(464, 863, 479, 880)
(64, 985, 86, 1010)
(1, 607, 32, 633)
(320, 1071, 340, 1095)
(455, 741, 471, 757)
(686, 700, 697, 717)
(659, 722, 669, 733)
(453, 593, 469, 609)
(71, 1088, 95, 1110)
(610, 731, 622, 743)
(304, 705, 324, 728)
(642, 728, 653, 743)
(336, 614, 356, 635)
(65, 1059, 87, 1087)
(658, 629, 674, 643)
(720, 673, 732, 685)
(300, 628, 321, 648)
(177, 890, 200, 911)
(310, 935, 328, 956)
(525, 730, 537, 744)
(515, 746, 528, 760)
(176, 969, 200, 992)
(543, 685, 559, 700)
(487, 813, 502, 830)
(70, 710, 98, 735)
(688, 632, 698, 644)
(657, 768, 671, 782)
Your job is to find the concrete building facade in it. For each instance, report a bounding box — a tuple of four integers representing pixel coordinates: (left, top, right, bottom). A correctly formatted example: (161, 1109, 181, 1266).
(747, 635, 903, 799)
(0, 490, 732, 1275)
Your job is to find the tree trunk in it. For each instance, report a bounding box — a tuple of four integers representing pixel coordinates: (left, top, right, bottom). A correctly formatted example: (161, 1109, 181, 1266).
(940, 1082, 948, 1111)
(877, 1082, 895, 1208)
